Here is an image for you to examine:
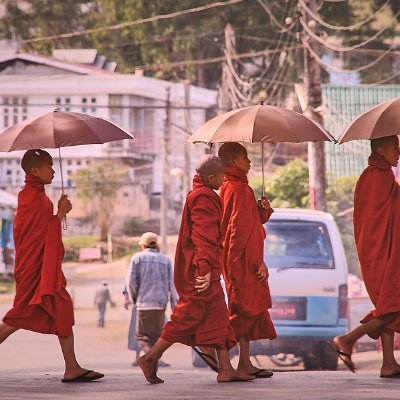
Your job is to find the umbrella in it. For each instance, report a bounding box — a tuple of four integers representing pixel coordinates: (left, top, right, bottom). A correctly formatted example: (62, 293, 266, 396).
(187, 103, 335, 195)
(339, 97, 400, 144)
(0, 109, 134, 228)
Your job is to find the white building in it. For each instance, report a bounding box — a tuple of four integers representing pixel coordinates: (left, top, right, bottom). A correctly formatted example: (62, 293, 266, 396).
(0, 50, 217, 234)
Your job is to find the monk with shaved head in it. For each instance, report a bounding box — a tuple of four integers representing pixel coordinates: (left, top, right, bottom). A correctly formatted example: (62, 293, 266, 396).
(0, 149, 103, 383)
(332, 135, 400, 377)
(138, 155, 253, 384)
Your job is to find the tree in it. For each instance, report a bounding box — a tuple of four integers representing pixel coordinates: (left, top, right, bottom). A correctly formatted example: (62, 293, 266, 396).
(72, 161, 129, 241)
(250, 158, 309, 208)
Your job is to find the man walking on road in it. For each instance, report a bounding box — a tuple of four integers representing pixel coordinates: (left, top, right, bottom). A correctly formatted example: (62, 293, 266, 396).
(126, 232, 177, 361)
(94, 281, 114, 328)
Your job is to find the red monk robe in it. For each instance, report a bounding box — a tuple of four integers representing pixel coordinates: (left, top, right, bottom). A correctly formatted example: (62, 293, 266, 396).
(354, 153, 400, 338)
(220, 166, 277, 341)
(161, 175, 236, 349)
(3, 175, 74, 336)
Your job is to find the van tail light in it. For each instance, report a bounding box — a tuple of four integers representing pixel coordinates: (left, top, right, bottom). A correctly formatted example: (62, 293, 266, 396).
(338, 284, 348, 319)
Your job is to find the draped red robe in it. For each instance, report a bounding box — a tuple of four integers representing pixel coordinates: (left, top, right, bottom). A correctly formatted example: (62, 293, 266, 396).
(3, 175, 74, 336)
(161, 175, 236, 349)
(220, 166, 276, 341)
(355, 153, 400, 338)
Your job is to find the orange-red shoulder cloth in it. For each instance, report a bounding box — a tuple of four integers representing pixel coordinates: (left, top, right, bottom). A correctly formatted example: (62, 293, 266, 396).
(355, 153, 400, 339)
(3, 175, 74, 336)
(219, 166, 276, 341)
(161, 175, 236, 349)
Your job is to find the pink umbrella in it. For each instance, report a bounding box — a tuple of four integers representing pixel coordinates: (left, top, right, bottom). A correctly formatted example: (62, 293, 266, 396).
(339, 97, 400, 144)
(0, 110, 134, 228)
(188, 103, 334, 195)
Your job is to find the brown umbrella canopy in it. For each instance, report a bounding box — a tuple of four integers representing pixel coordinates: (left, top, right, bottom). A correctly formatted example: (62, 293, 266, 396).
(339, 97, 400, 144)
(187, 104, 335, 144)
(0, 110, 134, 151)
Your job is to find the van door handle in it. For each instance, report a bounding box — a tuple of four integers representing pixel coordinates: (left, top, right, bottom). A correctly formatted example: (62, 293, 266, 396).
(323, 287, 336, 293)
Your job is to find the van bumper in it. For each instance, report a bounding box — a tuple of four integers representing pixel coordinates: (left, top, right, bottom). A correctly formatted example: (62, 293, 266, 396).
(250, 325, 348, 356)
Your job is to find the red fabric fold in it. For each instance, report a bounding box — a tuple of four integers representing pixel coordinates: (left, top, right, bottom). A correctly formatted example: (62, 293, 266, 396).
(3, 175, 74, 336)
(355, 153, 400, 336)
(220, 166, 277, 341)
(161, 175, 236, 349)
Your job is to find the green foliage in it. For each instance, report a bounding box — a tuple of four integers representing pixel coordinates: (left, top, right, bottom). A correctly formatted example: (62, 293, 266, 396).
(72, 161, 129, 241)
(122, 217, 144, 236)
(327, 175, 360, 276)
(250, 158, 309, 208)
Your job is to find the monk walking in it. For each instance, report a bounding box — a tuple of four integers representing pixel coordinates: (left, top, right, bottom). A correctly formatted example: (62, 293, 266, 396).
(0, 149, 103, 383)
(332, 135, 400, 377)
(218, 142, 277, 379)
(138, 155, 253, 384)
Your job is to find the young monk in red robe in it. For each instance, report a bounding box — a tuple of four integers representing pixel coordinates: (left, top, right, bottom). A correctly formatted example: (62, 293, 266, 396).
(332, 135, 400, 377)
(218, 142, 277, 379)
(0, 149, 103, 383)
(138, 155, 254, 384)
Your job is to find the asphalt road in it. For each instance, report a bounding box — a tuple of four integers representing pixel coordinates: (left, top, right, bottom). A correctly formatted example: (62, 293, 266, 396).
(0, 259, 398, 400)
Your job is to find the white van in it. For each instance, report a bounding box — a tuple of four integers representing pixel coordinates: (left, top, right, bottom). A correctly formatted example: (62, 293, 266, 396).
(257, 208, 349, 370)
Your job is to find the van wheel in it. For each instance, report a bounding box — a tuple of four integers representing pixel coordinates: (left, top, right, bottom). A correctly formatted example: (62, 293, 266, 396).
(320, 342, 339, 370)
(303, 354, 322, 370)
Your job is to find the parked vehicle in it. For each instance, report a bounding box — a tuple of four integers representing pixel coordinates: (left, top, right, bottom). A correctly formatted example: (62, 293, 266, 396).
(256, 208, 349, 370)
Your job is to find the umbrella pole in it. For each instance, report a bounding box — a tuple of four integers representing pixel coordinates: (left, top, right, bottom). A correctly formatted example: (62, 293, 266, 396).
(58, 147, 67, 230)
(261, 141, 265, 198)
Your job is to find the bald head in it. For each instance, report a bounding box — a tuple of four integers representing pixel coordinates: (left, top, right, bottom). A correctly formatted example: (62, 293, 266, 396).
(218, 142, 247, 166)
(371, 135, 399, 153)
(21, 149, 52, 175)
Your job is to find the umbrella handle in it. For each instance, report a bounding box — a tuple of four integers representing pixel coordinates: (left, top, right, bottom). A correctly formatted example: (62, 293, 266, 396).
(261, 141, 265, 197)
(58, 148, 68, 230)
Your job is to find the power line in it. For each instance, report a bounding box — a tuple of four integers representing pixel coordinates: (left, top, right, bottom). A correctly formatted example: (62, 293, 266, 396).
(299, 0, 392, 31)
(299, 9, 400, 53)
(301, 35, 397, 73)
(369, 70, 400, 85)
(17, 0, 245, 45)
(128, 45, 303, 72)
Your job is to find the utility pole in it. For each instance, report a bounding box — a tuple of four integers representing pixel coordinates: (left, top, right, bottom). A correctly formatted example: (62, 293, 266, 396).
(214, 23, 236, 155)
(302, 0, 327, 211)
(160, 87, 171, 253)
(183, 83, 191, 200)
(218, 23, 235, 114)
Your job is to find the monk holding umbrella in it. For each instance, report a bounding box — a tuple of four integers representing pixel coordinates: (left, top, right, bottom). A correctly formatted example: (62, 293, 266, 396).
(0, 110, 133, 382)
(331, 98, 400, 377)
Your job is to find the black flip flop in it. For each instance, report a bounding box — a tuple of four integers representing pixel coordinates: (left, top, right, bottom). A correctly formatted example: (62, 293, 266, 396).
(61, 370, 104, 383)
(252, 368, 274, 378)
(380, 373, 400, 379)
(326, 341, 355, 373)
(192, 346, 219, 373)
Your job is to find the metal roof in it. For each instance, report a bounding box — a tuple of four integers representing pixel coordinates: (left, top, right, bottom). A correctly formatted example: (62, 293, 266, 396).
(322, 85, 400, 181)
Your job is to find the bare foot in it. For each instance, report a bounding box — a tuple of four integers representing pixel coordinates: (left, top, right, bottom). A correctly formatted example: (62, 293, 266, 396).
(333, 336, 353, 358)
(217, 369, 254, 383)
(138, 355, 164, 384)
(63, 367, 103, 381)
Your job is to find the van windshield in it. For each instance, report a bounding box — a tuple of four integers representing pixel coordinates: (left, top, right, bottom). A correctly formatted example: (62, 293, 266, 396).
(264, 220, 335, 270)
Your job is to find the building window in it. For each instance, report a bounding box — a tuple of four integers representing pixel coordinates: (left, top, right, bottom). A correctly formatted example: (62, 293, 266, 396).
(67, 160, 72, 166)
(77, 160, 82, 166)
(55, 97, 71, 112)
(91, 97, 96, 113)
(3, 97, 28, 128)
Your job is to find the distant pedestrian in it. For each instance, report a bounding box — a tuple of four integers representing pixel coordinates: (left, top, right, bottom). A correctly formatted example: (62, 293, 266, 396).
(94, 281, 114, 328)
(126, 232, 177, 361)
